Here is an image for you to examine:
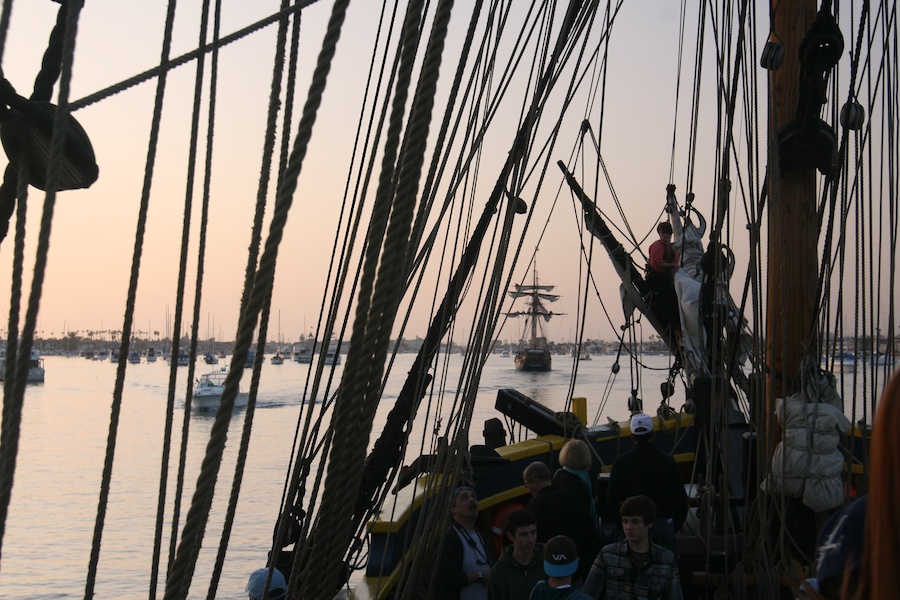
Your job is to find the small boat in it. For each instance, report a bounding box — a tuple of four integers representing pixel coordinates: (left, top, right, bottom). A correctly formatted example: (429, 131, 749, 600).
(0, 346, 45, 383)
(110, 348, 121, 363)
(244, 349, 256, 368)
(323, 347, 341, 366)
(270, 349, 285, 365)
(146, 347, 157, 363)
(292, 344, 313, 363)
(169, 348, 190, 366)
(127, 350, 141, 364)
(191, 369, 248, 410)
(204, 352, 219, 365)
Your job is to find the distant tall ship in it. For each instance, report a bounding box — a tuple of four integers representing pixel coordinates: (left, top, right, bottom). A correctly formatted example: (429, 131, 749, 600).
(505, 267, 561, 371)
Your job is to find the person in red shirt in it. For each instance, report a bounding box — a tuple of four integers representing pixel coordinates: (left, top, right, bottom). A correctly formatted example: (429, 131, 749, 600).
(649, 222, 679, 276)
(646, 222, 681, 336)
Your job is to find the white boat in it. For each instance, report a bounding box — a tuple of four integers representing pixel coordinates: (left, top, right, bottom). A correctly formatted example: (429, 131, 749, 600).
(292, 344, 313, 363)
(203, 352, 219, 365)
(127, 351, 141, 364)
(192, 369, 248, 410)
(270, 349, 285, 365)
(324, 348, 341, 366)
(0, 346, 45, 383)
(145, 347, 157, 363)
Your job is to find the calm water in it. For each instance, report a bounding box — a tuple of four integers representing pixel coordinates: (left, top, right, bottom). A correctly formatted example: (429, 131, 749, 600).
(0, 351, 874, 598)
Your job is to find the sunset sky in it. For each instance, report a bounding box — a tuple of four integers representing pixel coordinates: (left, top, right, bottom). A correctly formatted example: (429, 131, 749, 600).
(0, 1, 888, 347)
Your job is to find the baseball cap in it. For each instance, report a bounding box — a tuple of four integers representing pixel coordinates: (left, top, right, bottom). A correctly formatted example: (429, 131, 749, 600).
(816, 496, 866, 587)
(544, 535, 579, 577)
(630, 413, 653, 435)
(452, 485, 476, 500)
(246, 567, 286, 600)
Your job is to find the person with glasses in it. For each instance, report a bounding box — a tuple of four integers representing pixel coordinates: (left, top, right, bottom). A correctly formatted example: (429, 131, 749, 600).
(437, 485, 495, 599)
(524, 461, 596, 583)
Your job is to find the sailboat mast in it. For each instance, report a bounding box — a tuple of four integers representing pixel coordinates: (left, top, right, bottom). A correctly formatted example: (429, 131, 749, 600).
(765, 0, 819, 448)
(531, 268, 538, 346)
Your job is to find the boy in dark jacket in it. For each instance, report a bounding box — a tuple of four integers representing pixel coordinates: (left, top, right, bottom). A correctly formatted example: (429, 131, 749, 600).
(488, 509, 545, 600)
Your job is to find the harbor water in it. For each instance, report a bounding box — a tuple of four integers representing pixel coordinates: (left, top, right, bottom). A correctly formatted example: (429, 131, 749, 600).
(0, 351, 879, 598)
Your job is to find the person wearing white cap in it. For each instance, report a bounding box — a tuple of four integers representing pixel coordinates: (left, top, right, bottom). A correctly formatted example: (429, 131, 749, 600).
(604, 413, 688, 555)
(246, 567, 286, 600)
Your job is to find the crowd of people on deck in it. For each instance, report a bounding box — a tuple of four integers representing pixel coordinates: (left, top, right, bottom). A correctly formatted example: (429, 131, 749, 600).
(435, 412, 687, 600)
(424, 362, 900, 600)
(243, 366, 900, 599)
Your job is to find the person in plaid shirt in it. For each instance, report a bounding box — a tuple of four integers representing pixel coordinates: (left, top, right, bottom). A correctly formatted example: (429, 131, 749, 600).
(581, 496, 682, 599)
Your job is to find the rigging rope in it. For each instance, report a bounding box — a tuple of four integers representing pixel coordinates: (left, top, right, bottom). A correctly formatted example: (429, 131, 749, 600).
(164, 1, 351, 598)
(302, 0, 452, 594)
(0, 0, 86, 574)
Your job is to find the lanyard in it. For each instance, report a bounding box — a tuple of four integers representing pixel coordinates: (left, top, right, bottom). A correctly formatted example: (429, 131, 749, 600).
(455, 524, 491, 566)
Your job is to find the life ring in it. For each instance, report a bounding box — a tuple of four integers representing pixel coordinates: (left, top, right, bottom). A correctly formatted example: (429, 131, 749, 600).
(488, 502, 526, 557)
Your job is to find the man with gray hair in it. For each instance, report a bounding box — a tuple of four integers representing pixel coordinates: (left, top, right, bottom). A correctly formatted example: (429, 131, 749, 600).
(436, 485, 494, 599)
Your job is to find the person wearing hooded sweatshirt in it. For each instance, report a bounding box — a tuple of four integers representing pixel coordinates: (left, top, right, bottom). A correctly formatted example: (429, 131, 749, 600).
(529, 535, 592, 600)
(488, 509, 545, 600)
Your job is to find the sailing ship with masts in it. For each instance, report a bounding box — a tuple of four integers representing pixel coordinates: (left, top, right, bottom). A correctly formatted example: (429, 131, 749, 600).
(505, 267, 560, 372)
(0, 1, 896, 598)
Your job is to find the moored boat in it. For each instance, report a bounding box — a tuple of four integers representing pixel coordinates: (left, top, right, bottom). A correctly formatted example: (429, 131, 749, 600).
(0, 346, 45, 383)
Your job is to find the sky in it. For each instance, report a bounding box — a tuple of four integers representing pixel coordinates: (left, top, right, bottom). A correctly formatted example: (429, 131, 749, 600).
(0, 1, 892, 347)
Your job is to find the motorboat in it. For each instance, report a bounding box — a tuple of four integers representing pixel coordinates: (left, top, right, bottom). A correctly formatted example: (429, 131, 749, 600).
(192, 369, 248, 410)
(0, 346, 45, 383)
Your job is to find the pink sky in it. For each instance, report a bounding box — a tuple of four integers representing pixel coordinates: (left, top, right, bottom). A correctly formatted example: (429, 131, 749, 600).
(0, 2, 891, 346)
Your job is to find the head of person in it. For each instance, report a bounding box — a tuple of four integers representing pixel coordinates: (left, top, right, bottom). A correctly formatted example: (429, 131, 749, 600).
(543, 535, 579, 579)
(630, 413, 654, 442)
(451, 485, 478, 525)
(657, 221, 673, 238)
(503, 509, 538, 552)
(815, 497, 866, 599)
(558, 439, 591, 471)
(620, 495, 656, 546)
(246, 567, 286, 600)
(523, 461, 552, 495)
(858, 370, 900, 599)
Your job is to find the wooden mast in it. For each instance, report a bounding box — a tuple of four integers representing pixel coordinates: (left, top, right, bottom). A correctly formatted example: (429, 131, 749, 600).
(765, 0, 819, 452)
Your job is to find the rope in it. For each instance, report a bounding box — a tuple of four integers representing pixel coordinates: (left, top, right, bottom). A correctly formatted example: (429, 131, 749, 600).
(164, 1, 350, 598)
(0, 0, 84, 571)
(0, 1, 71, 246)
(0, 160, 28, 564)
(302, 0, 449, 594)
(68, 2, 313, 112)
(207, 1, 296, 597)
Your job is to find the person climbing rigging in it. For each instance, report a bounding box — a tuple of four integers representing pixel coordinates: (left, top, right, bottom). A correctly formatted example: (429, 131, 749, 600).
(645, 221, 681, 337)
